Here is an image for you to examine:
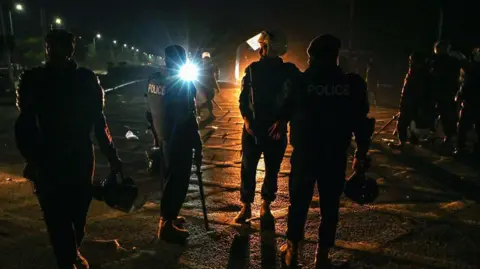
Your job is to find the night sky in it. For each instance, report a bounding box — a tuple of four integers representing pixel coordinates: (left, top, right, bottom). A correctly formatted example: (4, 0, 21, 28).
(9, 0, 478, 81)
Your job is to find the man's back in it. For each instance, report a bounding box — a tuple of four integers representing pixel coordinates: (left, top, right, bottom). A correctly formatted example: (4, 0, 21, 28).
(146, 68, 197, 146)
(15, 61, 111, 180)
(290, 66, 369, 152)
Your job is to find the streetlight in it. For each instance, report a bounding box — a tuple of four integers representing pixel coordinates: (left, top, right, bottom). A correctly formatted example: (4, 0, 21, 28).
(93, 33, 101, 55)
(0, 2, 25, 92)
(136, 49, 139, 52)
(15, 4, 24, 11)
(131, 46, 134, 50)
(123, 43, 127, 47)
(113, 40, 117, 44)
(54, 17, 62, 25)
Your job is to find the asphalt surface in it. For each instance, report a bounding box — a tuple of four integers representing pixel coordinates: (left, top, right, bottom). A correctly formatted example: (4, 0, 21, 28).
(0, 81, 479, 269)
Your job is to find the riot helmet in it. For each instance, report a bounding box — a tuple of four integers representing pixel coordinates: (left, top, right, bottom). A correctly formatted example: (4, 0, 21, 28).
(45, 29, 75, 62)
(202, 52, 211, 59)
(258, 30, 288, 57)
(307, 34, 341, 66)
(164, 45, 187, 70)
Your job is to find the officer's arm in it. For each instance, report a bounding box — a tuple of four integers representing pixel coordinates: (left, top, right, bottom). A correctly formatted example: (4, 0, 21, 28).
(350, 74, 374, 159)
(91, 74, 119, 162)
(239, 66, 254, 122)
(189, 82, 202, 149)
(278, 65, 301, 122)
(14, 71, 42, 164)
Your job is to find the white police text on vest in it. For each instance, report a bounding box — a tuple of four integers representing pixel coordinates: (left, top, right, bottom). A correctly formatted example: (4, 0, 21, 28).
(148, 83, 165, 95)
(307, 84, 350, 96)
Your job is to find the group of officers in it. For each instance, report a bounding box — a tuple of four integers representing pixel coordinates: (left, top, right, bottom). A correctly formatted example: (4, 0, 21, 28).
(14, 27, 413, 269)
(139, 29, 373, 269)
(391, 40, 480, 156)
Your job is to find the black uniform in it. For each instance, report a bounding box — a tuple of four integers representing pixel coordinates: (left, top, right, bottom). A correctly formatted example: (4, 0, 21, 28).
(429, 53, 462, 141)
(457, 61, 480, 150)
(239, 57, 300, 203)
(396, 54, 431, 143)
(286, 65, 370, 248)
(15, 61, 119, 268)
(146, 66, 202, 221)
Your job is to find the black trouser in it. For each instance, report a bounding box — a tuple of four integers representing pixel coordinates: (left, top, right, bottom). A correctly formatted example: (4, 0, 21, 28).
(160, 140, 193, 220)
(37, 185, 92, 269)
(240, 128, 287, 203)
(286, 149, 346, 247)
(436, 98, 458, 140)
(396, 104, 419, 143)
(199, 88, 215, 116)
(457, 102, 480, 149)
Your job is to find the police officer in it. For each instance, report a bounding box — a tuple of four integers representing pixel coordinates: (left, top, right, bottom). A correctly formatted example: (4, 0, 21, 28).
(429, 41, 463, 146)
(15, 30, 122, 269)
(197, 52, 219, 120)
(280, 34, 373, 268)
(235, 30, 301, 223)
(455, 47, 480, 156)
(146, 45, 202, 243)
(390, 52, 431, 149)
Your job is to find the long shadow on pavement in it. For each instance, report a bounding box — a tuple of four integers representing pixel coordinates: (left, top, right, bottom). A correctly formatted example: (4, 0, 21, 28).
(372, 143, 480, 203)
(226, 234, 250, 269)
(260, 216, 278, 269)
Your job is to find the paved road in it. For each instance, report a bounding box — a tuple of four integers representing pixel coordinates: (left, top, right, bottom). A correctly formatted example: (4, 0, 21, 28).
(0, 82, 479, 269)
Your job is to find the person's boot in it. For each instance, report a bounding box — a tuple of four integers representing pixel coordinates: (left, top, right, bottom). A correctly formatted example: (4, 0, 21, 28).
(75, 252, 89, 269)
(260, 200, 273, 219)
(157, 219, 189, 244)
(280, 240, 299, 268)
(234, 203, 252, 223)
(314, 245, 331, 269)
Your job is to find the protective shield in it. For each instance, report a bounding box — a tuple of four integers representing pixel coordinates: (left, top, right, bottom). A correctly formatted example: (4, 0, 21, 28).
(344, 172, 379, 205)
(101, 172, 139, 213)
(147, 73, 170, 141)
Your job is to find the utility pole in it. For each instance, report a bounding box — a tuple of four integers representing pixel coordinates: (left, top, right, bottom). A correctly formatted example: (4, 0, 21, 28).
(0, 3, 15, 93)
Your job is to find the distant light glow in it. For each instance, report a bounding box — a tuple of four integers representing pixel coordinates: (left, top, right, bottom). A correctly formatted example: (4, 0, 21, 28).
(55, 18, 62, 25)
(96, 33, 101, 39)
(113, 40, 117, 44)
(179, 63, 199, 81)
(15, 4, 24, 11)
(123, 44, 127, 47)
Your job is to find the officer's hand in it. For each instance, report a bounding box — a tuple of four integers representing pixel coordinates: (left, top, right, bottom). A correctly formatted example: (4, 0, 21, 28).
(23, 162, 38, 182)
(268, 121, 286, 140)
(244, 118, 255, 136)
(109, 157, 123, 174)
(352, 154, 372, 173)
